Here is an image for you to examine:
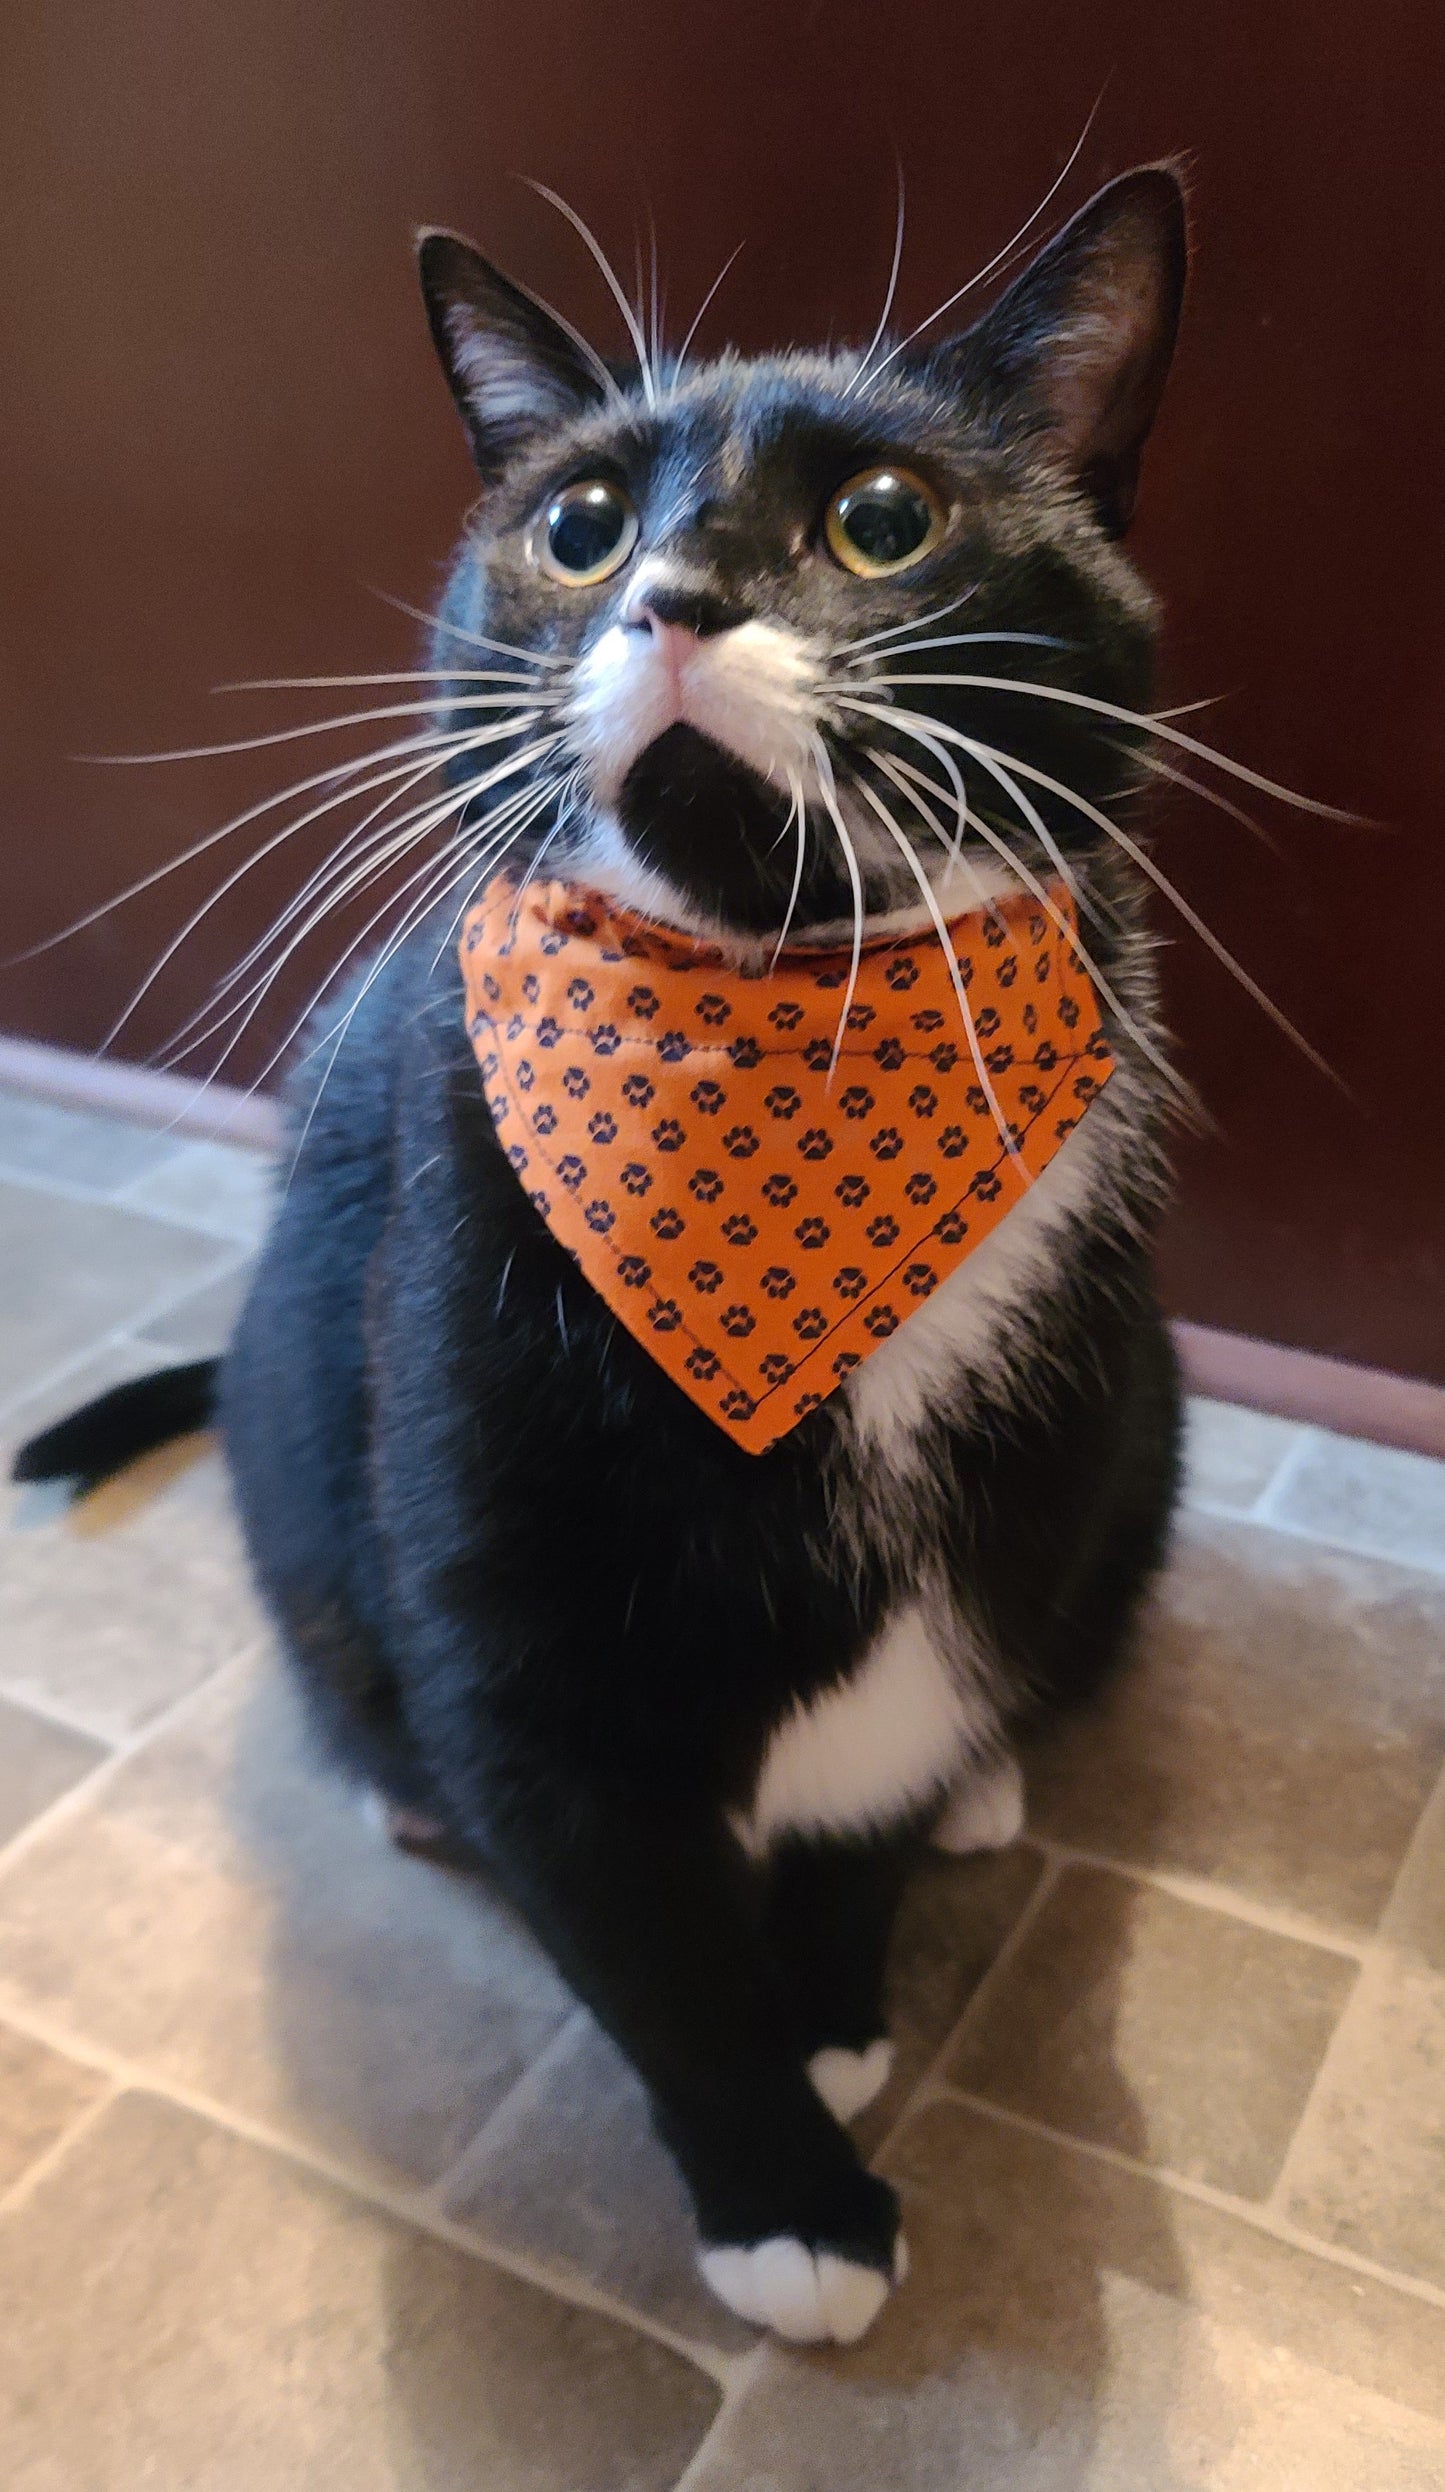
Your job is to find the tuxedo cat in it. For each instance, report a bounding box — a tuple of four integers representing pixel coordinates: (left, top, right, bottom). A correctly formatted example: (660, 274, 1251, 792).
(16, 167, 1188, 2343)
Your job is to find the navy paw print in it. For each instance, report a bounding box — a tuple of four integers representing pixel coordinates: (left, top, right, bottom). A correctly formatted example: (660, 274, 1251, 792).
(968, 1171, 1004, 1203)
(658, 1029, 692, 1062)
(721, 1213, 759, 1247)
(648, 1298, 683, 1333)
(650, 1206, 686, 1240)
(975, 1007, 1002, 1038)
(904, 1171, 938, 1205)
(835, 1174, 870, 1207)
(557, 1154, 586, 1191)
(686, 1345, 721, 1381)
(720, 1304, 756, 1338)
(583, 1199, 615, 1233)
(838, 1085, 874, 1120)
(622, 1073, 655, 1109)
(939, 1125, 969, 1160)
(535, 1015, 562, 1050)
(561, 1066, 590, 1099)
(764, 1085, 801, 1120)
(803, 1037, 834, 1073)
(794, 1215, 830, 1249)
(759, 1352, 794, 1385)
(689, 1168, 724, 1203)
(797, 1128, 833, 1161)
(589, 1023, 622, 1056)
(587, 1111, 618, 1145)
(617, 1254, 652, 1287)
(833, 1267, 867, 1301)
(792, 1306, 828, 1341)
(863, 1304, 900, 1337)
(728, 1034, 762, 1069)
(761, 1172, 799, 1207)
(720, 1386, 756, 1421)
(884, 956, 919, 990)
(903, 1262, 938, 1296)
(619, 1161, 652, 1196)
(866, 1215, 900, 1247)
(691, 1079, 727, 1115)
(869, 1127, 903, 1161)
(515, 1058, 535, 1092)
(759, 1266, 795, 1299)
(627, 984, 660, 1019)
(930, 1043, 960, 1074)
(873, 1037, 905, 1071)
(767, 1000, 804, 1030)
(723, 1125, 760, 1158)
(566, 977, 595, 1011)
(689, 1260, 724, 1294)
(533, 1102, 558, 1137)
(652, 1118, 687, 1153)
(908, 1085, 937, 1118)
(934, 1210, 968, 1244)
(696, 992, 731, 1026)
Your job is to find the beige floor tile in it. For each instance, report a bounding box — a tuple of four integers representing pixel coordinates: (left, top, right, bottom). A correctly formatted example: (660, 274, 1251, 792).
(681, 2100, 1445, 2491)
(1027, 1512, 1445, 1931)
(0, 1658, 572, 2186)
(0, 1179, 234, 1416)
(0, 2091, 719, 2492)
(1182, 1397, 1304, 1514)
(0, 1093, 183, 1196)
(1380, 1768, 1445, 1974)
(0, 1692, 109, 1847)
(0, 2022, 107, 2193)
(134, 1257, 254, 1356)
(447, 2013, 757, 2353)
(946, 1865, 1356, 2198)
(1282, 1958, 1445, 2292)
(0, 1439, 262, 1738)
(116, 1137, 276, 1244)
(1266, 1430, 1445, 1575)
(853, 1839, 1046, 2156)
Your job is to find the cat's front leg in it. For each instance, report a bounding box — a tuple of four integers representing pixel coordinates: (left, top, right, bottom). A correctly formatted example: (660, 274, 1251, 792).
(467, 1743, 906, 2344)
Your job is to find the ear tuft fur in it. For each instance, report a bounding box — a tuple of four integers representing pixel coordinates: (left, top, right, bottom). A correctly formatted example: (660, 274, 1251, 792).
(417, 229, 611, 482)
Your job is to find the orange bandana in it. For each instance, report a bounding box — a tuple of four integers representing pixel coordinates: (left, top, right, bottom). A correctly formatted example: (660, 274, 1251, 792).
(460, 879, 1112, 1454)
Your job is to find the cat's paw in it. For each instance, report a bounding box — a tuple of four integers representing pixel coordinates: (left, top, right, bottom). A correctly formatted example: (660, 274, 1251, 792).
(806, 2038, 895, 2124)
(931, 1751, 1025, 1855)
(698, 2231, 908, 2344)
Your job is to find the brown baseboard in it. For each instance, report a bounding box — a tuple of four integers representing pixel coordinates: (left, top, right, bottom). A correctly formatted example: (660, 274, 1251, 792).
(2, 1034, 1441, 1459)
(0, 1034, 282, 1153)
(1172, 1320, 1445, 1463)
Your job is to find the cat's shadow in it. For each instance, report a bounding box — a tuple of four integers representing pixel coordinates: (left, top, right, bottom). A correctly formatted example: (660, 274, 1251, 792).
(221, 1630, 1231, 2485)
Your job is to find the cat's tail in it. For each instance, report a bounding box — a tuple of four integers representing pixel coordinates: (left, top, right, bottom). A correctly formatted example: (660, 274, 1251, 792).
(10, 1360, 221, 1495)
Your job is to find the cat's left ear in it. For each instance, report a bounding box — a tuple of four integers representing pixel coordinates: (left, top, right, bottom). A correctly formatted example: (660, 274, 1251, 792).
(930, 165, 1188, 534)
(417, 230, 610, 483)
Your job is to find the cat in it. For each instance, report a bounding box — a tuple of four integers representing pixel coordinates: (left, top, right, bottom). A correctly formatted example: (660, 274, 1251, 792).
(15, 165, 1189, 2344)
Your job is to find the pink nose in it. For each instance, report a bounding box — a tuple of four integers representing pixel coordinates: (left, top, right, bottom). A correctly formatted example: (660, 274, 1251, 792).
(623, 584, 750, 639)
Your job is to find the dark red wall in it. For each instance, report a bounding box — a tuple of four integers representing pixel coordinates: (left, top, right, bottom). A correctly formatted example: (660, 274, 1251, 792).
(2, 1, 1441, 1378)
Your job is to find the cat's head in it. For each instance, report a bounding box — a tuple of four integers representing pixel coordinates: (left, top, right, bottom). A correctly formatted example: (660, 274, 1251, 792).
(419, 168, 1186, 947)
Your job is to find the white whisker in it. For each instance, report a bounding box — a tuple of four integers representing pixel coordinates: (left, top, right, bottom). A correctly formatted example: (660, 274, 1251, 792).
(860, 100, 1100, 391)
(847, 631, 1064, 668)
(768, 773, 809, 972)
(833, 588, 980, 658)
(811, 743, 866, 1082)
(675, 242, 745, 371)
(849, 770, 1029, 1176)
(844, 162, 906, 399)
(528, 180, 658, 409)
(863, 672, 1357, 819)
(369, 586, 570, 668)
(87, 690, 558, 770)
(215, 667, 550, 694)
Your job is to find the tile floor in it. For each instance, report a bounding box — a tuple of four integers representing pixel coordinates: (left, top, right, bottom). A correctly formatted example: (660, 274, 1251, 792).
(0, 1090, 1442, 2489)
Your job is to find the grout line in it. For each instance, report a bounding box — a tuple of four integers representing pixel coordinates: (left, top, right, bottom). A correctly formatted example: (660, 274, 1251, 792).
(0, 1645, 264, 1882)
(874, 1849, 1064, 2165)
(1228, 1501, 1445, 1583)
(0, 1989, 736, 2390)
(1245, 1424, 1319, 1525)
(666, 2340, 773, 2491)
(416, 2007, 591, 2214)
(924, 2081, 1445, 2317)
(1025, 1834, 1372, 1962)
(0, 2071, 121, 2219)
(0, 1679, 121, 1752)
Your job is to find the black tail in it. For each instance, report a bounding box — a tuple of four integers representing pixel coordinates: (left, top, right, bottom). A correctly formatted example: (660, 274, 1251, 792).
(11, 1359, 221, 1495)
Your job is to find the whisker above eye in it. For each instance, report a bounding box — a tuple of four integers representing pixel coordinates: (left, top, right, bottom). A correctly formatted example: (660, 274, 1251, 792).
(843, 160, 907, 401)
(527, 179, 659, 410)
(833, 589, 980, 658)
(675, 242, 746, 372)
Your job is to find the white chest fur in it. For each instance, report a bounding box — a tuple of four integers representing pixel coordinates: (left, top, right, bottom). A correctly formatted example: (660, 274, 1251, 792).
(733, 1599, 990, 1858)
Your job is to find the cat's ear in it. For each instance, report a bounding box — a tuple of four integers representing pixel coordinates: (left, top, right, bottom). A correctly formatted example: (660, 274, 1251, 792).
(417, 230, 610, 482)
(933, 166, 1187, 534)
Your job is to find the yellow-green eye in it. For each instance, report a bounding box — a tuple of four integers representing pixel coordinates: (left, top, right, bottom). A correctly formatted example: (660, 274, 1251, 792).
(529, 480, 639, 585)
(824, 467, 944, 577)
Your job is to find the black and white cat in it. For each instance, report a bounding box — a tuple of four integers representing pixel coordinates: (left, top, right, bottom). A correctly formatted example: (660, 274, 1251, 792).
(17, 168, 1189, 2343)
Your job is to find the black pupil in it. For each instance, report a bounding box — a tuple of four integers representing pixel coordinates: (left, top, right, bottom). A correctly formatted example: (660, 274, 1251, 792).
(841, 476, 931, 566)
(549, 487, 625, 573)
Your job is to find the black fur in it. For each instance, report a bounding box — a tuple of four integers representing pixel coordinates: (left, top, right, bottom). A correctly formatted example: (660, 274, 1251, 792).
(18, 170, 1190, 2323)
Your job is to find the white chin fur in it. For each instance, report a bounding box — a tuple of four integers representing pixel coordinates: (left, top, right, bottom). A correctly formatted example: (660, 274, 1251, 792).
(698, 2234, 906, 2344)
(807, 2039, 896, 2124)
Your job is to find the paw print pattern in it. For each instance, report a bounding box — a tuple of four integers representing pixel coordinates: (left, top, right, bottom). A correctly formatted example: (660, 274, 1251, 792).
(459, 868, 1111, 1451)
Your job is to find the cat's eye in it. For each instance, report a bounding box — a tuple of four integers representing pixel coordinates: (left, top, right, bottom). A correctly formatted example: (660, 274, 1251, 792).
(529, 480, 639, 586)
(824, 467, 944, 577)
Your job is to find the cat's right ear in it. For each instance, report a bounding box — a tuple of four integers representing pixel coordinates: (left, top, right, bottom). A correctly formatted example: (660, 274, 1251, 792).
(416, 231, 611, 483)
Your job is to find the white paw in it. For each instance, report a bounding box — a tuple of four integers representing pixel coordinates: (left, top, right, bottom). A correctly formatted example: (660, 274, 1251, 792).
(806, 2038, 895, 2124)
(932, 1752, 1026, 1855)
(698, 2233, 907, 2343)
